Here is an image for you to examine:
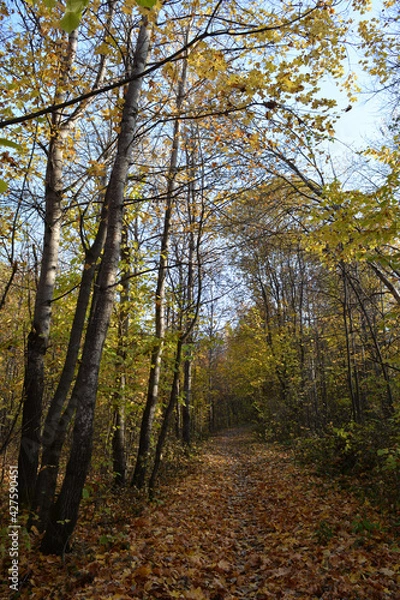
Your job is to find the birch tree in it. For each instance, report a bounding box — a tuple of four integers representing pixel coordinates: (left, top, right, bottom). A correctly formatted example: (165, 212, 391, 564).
(41, 16, 151, 555)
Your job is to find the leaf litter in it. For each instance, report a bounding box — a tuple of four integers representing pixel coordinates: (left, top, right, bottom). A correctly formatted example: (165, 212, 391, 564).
(1, 428, 399, 599)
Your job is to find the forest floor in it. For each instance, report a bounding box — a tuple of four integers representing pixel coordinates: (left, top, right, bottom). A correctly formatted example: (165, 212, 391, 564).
(1, 427, 400, 599)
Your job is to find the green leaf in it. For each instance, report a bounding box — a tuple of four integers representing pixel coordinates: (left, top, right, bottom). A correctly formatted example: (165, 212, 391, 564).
(0, 179, 8, 193)
(136, 0, 158, 8)
(66, 0, 89, 11)
(0, 138, 22, 151)
(58, 0, 89, 32)
(377, 448, 389, 456)
(43, 0, 57, 7)
(99, 534, 110, 545)
(60, 10, 82, 33)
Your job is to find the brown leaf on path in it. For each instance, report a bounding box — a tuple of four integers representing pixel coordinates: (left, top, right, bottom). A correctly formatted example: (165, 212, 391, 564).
(215, 558, 231, 572)
(185, 586, 208, 600)
(133, 563, 152, 579)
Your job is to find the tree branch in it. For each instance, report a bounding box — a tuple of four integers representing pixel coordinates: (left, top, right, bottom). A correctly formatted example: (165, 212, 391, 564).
(0, 5, 319, 130)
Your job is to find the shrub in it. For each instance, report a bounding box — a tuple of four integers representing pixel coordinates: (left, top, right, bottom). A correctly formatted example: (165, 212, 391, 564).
(294, 417, 400, 511)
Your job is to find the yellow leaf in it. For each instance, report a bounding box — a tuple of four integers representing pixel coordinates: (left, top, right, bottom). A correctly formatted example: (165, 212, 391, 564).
(95, 41, 111, 55)
(216, 559, 231, 572)
(185, 588, 206, 600)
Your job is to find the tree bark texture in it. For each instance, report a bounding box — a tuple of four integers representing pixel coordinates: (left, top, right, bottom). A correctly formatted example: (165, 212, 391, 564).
(40, 20, 150, 555)
(18, 30, 79, 506)
(31, 199, 108, 532)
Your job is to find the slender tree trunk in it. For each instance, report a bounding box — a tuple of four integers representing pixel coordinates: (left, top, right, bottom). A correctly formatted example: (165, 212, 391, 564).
(369, 262, 400, 306)
(0, 261, 18, 311)
(148, 336, 183, 497)
(18, 31, 79, 507)
(175, 398, 181, 440)
(313, 324, 326, 429)
(112, 224, 130, 486)
(132, 53, 188, 490)
(182, 226, 194, 447)
(182, 347, 192, 446)
(349, 304, 363, 423)
(297, 251, 310, 429)
(40, 19, 150, 555)
(341, 268, 359, 422)
(31, 198, 108, 531)
(112, 405, 126, 486)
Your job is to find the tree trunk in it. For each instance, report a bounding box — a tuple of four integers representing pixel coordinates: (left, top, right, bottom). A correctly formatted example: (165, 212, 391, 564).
(112, 223, 130, 486)
(182, 220, 195, 447)
(369, 262, 400, 306)
(18, 30, 79, 506)
(149, 336, 183, 497)
(112, 404, 126, 486)
(31, 198, 108, 532)
(40, 19, 150, 555)
(132, 53, 188, 490)
(182, 349, 192, 446)
(341, 267, 360, 423)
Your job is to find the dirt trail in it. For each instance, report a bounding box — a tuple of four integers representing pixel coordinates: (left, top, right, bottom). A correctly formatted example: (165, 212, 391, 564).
(4, 428, 399, 599)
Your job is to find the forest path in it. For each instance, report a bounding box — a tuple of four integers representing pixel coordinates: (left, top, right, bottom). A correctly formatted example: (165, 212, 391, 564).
(9, 428, 400, 599)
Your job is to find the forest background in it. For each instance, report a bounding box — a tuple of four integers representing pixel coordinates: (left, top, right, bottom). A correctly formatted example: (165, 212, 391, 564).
(0, 0, 399, 557)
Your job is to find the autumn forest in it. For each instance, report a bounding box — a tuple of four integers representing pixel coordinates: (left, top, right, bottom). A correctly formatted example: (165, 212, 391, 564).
(0, 0, 399, 597)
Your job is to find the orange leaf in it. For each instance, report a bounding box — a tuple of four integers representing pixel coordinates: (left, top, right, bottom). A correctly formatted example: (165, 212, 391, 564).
(133, 564, 152, 580)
